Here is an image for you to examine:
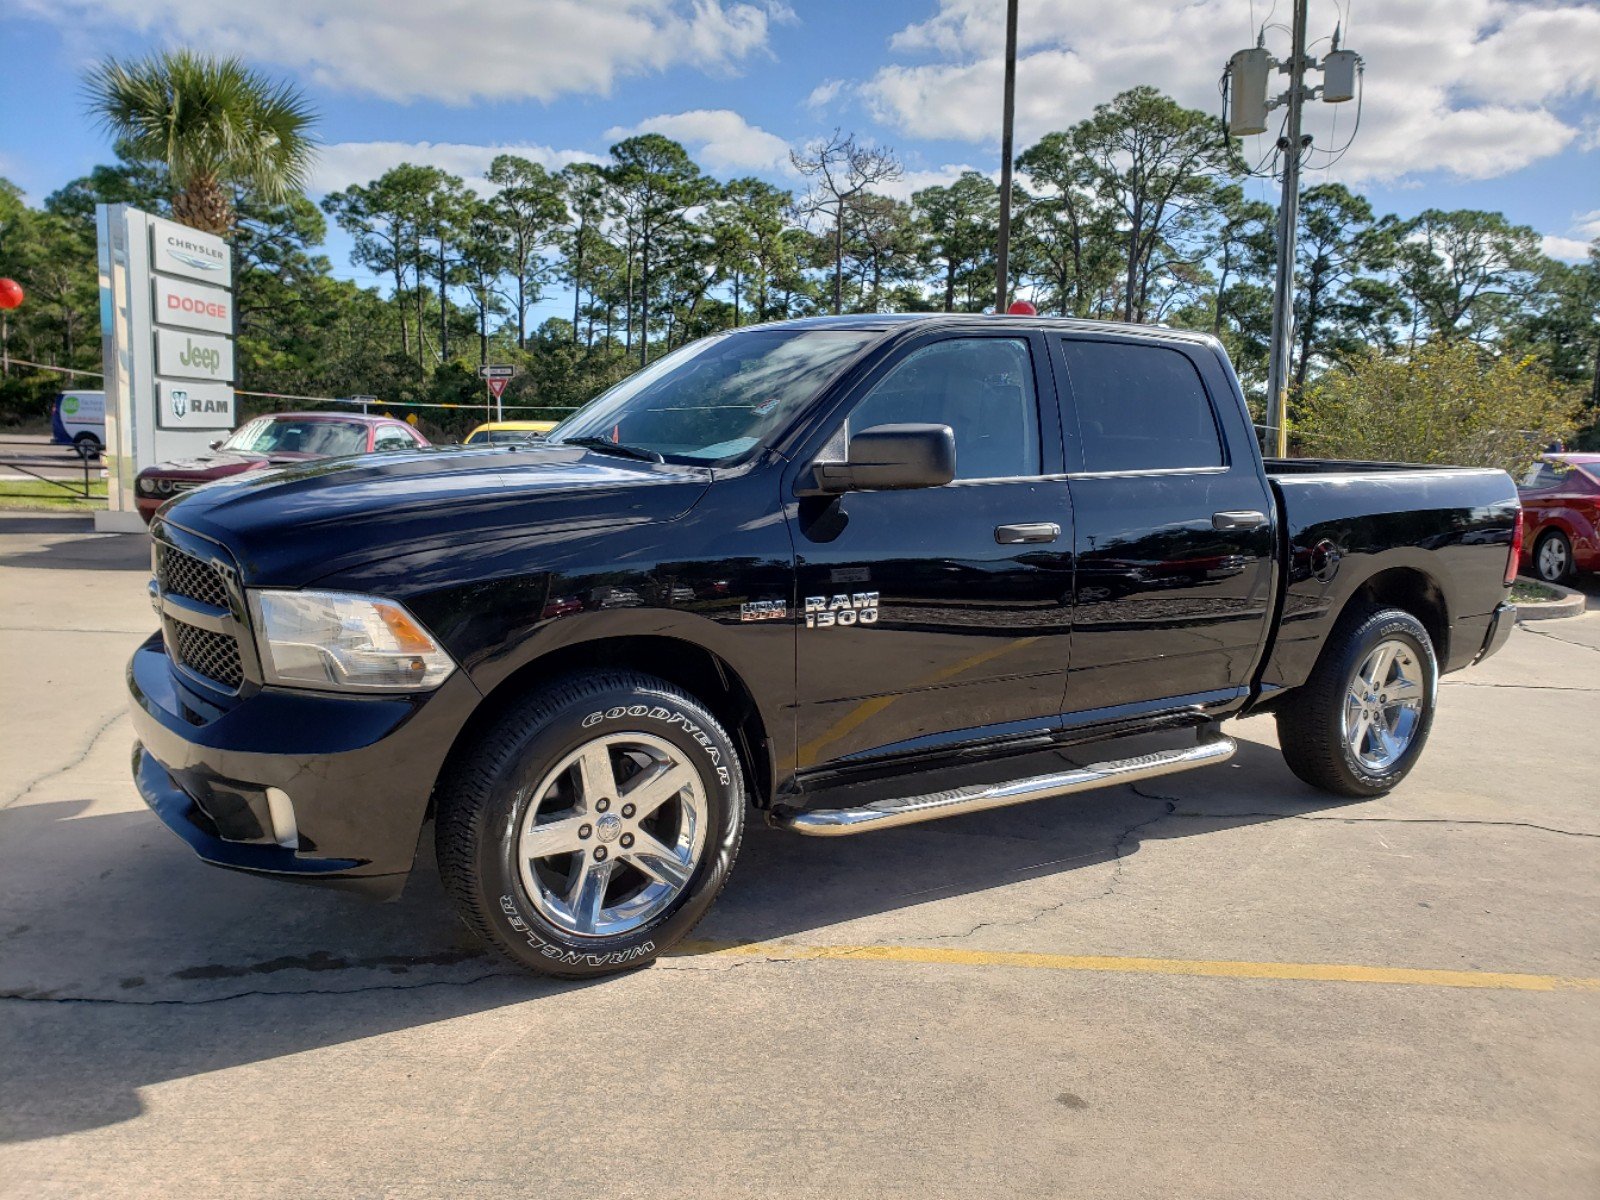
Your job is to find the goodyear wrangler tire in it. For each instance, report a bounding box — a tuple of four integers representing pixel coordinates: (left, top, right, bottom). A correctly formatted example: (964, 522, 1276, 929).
(1275, 606, 1438, 798)
(435, 670, 745, 979)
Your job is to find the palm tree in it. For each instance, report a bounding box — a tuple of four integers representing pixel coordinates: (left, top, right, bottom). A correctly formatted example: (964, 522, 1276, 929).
(86, 50, 317, 236)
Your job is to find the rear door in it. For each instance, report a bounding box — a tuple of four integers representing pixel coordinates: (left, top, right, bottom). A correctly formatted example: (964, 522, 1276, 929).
(788, 330, 1075, 772)
(1051, 333, 1276, 721)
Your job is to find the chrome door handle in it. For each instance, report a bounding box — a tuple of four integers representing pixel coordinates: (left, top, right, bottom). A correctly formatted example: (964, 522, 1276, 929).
(994, 522, 1060, 544)
(1212, 510, 1268, 531)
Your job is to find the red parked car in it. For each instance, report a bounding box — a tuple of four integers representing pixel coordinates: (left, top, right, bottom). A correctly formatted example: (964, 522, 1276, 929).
(134, 412, 430, 523)
(1517, 453, 1600, 583)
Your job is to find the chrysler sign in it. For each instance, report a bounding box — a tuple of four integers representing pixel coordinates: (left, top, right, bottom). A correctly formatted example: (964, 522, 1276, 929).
(153, 275, 232, 335)
(149, 215, 232, 287)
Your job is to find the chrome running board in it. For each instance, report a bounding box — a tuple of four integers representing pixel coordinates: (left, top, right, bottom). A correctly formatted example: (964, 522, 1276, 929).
(773, 733, 1236, 837)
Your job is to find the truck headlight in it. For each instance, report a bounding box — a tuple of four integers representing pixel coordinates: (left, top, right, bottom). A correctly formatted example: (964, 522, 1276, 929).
(138, 477, 157, 495)
(248, 590, 457, 692)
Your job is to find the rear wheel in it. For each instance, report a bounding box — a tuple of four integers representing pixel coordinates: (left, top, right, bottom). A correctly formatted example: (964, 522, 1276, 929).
(435, 670, 745, 978)
(1534, 530, 1574, 584)
(72, 433, 101, 461)
(1276, 607, 1437, 798)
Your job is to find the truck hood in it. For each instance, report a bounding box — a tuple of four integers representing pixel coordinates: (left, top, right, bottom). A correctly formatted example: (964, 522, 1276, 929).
(160, 443, 713, 587)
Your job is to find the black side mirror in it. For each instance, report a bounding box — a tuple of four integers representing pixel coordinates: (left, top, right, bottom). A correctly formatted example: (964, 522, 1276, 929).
(208, 439, 224, 451)
(811, 423, 956, 494)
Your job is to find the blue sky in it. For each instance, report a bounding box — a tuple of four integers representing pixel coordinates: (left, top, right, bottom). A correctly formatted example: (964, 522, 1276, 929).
(4, 0, 1597, 326)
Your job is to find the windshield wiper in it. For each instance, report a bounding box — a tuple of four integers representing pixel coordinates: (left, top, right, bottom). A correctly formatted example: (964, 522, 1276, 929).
(562, 436, 665, 464)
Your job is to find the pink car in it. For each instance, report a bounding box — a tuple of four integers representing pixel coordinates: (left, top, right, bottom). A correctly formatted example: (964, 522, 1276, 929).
(134, 412, 430, 523)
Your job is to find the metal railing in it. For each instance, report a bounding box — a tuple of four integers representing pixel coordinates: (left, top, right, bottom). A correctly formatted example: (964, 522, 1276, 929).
(0, 438, 99, 499)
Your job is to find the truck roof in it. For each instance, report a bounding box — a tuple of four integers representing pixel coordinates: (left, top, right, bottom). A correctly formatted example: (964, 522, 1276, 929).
(744, 311, 1224, 349)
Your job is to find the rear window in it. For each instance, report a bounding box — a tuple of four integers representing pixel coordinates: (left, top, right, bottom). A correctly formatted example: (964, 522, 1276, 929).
(1058, 339, 1223, 473)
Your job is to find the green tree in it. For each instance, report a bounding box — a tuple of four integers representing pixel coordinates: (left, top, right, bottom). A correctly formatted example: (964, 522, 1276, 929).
(485, 155, 566, 348)
(790, 129, 902, 314)
(322, 166, 434, 360)
(604, 134, 712, 364)
(1014, 132, 1121, 318)
(85, 50, 316, 235)
(1297, 341, 1581, 474)
(557, 163, 612, 347)
(914, 172, 999, 313)
(1292, 183, 1406, 387)
(1069, 86, 1239, 322)
(1397, 209, 1543, 344)
(843, 193, 920, 312)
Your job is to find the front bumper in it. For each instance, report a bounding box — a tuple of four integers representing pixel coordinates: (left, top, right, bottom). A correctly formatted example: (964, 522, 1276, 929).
(129, 633, 480, 896)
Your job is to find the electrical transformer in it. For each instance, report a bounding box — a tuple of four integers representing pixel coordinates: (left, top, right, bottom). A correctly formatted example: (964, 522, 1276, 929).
(1321, 49, 1359, 103)
(1227, 47, 1273, 135)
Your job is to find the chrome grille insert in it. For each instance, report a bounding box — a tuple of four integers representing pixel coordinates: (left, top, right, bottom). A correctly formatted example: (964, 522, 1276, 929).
(169, 620, 244, 690)
(157, 545, 230, 610)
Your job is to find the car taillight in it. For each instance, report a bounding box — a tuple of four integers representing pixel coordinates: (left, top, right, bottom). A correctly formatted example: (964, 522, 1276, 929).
(1505, 508, 1524, 586)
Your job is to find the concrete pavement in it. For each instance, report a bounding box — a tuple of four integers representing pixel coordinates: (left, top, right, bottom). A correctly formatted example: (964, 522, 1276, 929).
(1, 514, 1596, 1198)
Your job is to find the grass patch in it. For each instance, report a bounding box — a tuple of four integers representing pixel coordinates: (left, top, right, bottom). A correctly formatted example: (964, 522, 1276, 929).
(1511, 579, 1564, 604)
(0, 477, 107, 512)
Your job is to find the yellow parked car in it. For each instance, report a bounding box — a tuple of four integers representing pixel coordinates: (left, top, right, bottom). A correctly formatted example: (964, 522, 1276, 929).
(462, 419, 557, 446)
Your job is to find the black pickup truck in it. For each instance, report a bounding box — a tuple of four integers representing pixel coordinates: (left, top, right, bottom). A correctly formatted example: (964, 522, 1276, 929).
(130, 314, 1521, 976)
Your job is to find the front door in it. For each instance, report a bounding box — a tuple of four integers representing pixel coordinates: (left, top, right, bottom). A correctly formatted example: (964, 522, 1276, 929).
(788, 331, 1074, 773)
(1051, 333, 1277, 722)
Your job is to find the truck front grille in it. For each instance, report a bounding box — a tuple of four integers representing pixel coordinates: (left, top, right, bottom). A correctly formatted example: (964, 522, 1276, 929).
(168, 621, 244, 691)
(157, 545, 231, 610)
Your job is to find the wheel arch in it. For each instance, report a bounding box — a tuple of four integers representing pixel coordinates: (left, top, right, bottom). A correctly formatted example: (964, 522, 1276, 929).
(1341, 564, 1450, 666)
(431, 632, 777, 820)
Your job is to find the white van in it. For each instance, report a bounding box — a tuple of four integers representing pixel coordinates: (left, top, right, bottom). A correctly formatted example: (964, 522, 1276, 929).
(50, 391, 106, 458)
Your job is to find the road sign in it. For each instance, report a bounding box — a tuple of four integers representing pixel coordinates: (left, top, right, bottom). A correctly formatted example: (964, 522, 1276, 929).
(486, 377, 509, 399)
(479, 364, 514, 380)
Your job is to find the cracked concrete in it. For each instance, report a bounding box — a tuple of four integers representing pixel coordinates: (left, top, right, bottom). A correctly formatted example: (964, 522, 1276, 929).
(1, 514, 1597, 1199)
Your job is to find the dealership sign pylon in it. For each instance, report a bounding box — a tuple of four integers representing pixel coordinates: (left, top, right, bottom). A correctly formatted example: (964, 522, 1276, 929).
(95, 206, 237, 532)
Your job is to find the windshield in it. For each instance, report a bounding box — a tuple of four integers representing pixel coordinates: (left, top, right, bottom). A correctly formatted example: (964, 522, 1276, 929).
(223, 418, 369, 457)
(547, 329, 877, 464)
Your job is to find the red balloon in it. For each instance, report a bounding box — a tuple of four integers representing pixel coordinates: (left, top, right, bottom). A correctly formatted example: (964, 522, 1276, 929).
(1006, 299, 1038, 316)
(0, 278, 22, 310)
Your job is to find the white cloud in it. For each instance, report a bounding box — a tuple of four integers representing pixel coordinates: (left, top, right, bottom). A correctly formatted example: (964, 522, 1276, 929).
(16, 0, 777, 104)
(311, 141, 603, 196)
(605, 109, 792, 173)
(805, 78, 845, 112)
(873, 163, 989, 202)
(1541, 235, 1592, 261)
(1541, 209, 1600, 261)
(857, 0, 1600, 185)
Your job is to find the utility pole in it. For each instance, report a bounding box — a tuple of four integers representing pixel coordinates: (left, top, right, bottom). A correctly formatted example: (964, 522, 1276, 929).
(1264, 0, 1310, 459)
(1226, 2, 1362, 458)
(993, 0, 1019, 313)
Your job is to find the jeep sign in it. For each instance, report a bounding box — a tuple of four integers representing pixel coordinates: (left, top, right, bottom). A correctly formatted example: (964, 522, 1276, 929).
(148, 215, 232, 287)
(152, 274, 232, 336)
(156, 327, 234, 383)
(156, 380, 235, 431)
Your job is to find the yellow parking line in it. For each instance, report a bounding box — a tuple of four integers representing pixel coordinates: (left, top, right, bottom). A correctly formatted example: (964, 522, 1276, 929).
(673, 940, 1600, 993)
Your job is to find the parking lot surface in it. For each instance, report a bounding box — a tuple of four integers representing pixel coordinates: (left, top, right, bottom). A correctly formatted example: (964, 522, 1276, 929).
(2, 513, 1597, 1198)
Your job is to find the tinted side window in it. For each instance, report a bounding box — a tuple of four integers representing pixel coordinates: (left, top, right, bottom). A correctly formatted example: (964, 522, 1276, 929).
(1059, 339, 1223, 472)
(849, 337, 1041, 480)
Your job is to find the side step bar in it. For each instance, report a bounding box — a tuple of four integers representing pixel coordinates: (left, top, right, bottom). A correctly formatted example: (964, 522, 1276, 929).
(772, 733, 1236, 837)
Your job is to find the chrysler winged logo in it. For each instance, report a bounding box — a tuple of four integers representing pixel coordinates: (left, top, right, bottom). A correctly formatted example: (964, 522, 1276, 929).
(170, 389, 189, 419)
(169, 248, 222, 272)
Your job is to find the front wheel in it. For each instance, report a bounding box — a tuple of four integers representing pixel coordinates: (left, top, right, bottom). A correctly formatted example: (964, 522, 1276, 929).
(1534, 530, 1574, 584)
(435, 670, 745, 978)
(1275, 607, 1438, 798)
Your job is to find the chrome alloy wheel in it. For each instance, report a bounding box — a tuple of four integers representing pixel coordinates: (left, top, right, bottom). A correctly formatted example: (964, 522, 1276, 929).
(1342, 639, 1426, 772)
(516, 732, 707, 939)
(1538, 535, 1570, 582)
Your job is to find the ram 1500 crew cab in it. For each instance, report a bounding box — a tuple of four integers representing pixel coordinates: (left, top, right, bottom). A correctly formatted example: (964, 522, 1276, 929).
(130, 315, 1521, 976)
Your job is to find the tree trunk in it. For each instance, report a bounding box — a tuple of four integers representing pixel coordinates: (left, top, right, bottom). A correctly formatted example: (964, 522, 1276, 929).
(171, 176, 233, 236)
(640, 226, 652, 367)
(833, 210, 844, 315)
(437, 239, 449, 362)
